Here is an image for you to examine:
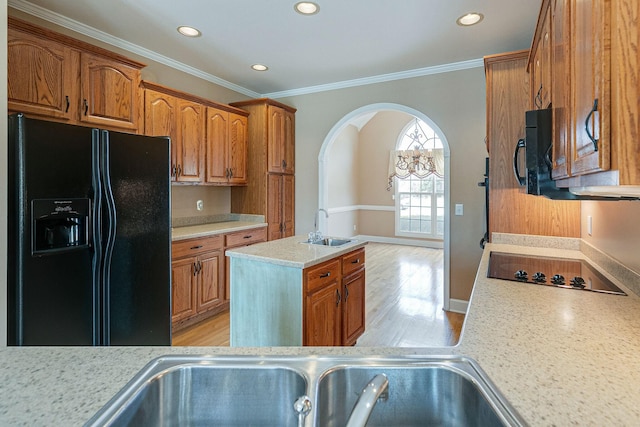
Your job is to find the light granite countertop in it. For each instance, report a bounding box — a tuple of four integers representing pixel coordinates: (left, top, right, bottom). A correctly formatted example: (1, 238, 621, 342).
(1, 234, 639, 426)
(172, 221, 267, 241)
(226, 234, 368, 268)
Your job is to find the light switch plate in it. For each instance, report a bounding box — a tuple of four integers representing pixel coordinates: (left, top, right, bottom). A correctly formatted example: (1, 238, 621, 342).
(455, 204, 464, 216)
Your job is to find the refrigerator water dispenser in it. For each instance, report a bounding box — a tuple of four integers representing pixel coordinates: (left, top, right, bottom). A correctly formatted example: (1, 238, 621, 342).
(32, 198, 90, 255)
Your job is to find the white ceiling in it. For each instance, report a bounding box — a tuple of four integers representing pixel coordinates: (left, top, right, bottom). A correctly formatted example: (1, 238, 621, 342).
(9, 0, 541, 98)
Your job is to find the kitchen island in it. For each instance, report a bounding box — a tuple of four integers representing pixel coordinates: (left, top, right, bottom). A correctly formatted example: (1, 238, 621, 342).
(226, 235, 367, 346)
(1, 233, 639, 425)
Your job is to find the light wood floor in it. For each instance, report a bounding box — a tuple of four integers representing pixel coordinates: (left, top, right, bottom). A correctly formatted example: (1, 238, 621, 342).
(172, 243, 464, 347)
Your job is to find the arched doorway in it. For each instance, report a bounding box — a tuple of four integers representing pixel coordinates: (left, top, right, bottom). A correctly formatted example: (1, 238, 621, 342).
(317, 103, 453, 311)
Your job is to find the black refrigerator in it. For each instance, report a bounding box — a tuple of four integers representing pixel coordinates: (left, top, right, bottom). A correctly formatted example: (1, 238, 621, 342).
(8, 114, 172, 346)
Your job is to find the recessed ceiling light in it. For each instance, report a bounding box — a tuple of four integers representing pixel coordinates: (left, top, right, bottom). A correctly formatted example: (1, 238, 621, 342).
(251, 64, 269, 71)
(177, 26, 201, 37)
(456, 12, 484, 26)
(294, 2, 320, 15)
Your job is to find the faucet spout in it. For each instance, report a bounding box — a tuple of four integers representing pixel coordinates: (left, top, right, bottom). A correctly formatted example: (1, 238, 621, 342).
(345, 373, 389, 427)
(314, 208, 329, 231)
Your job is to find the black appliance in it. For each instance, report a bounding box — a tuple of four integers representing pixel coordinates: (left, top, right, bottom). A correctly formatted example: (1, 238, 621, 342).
(513, 108, 637, 201)
(487, 252, 626, 296)
(8, 114, 172, 346)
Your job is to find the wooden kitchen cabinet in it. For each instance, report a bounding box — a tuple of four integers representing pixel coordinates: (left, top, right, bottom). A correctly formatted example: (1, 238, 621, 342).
(484, 50, 580, 239)
(529, 2, 552, 110)
(143, 81, 248, 184)
(304, 259, 342, 346)
(230, 98, 297, 240)
(171, 235, 225, 330)
(303, 248, 365, 346)
(341, 248, 366, 346)
(205, 108, 248, 185)
(8, 17, 144, 133)
(266, 174, 295, 240)
(529, 0, 640, 193)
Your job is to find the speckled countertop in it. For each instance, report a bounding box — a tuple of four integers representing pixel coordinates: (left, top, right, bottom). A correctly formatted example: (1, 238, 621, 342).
(226, 234, 367, 268)
(171, 214, 267, 241)
(1, 234, 639, 426)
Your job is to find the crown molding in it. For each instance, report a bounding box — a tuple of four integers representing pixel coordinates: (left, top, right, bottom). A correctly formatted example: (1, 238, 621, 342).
(10, 0, 484, 100)
(263, 58, 485, 99)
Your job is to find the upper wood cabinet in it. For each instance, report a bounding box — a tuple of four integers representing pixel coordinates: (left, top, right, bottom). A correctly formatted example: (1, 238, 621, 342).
(267, 105, 296, 174)
(530, 3, 552, 110)
(8, 17, 144, 133)
(205, 108, 248, 185)
(530, 0, 640, 194)
(142, 81, 248, 184)
(229, 99, 297, 240)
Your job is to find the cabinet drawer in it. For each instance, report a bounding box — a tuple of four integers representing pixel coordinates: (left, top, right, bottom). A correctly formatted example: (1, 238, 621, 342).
(342, 248, 365, 277)
(172, 235, 223, 259)
(225, 227, 267, 247)
(305, 259, 341, 293)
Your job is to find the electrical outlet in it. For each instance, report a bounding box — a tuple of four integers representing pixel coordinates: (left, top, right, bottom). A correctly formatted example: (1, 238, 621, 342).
(587, 215, 593, 235)
(196, 200, 204, 211)
(353, 224, 357, 231)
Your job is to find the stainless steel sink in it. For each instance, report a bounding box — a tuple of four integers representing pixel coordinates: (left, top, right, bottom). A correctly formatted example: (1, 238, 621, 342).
(305, 237, 353, 246)
(85, 355, 526, 427)
(316, 362, 522, 426)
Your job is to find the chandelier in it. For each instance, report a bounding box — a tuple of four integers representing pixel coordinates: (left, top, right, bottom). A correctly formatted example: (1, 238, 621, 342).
(388, 119, 444, 190)
(396, 119, 440, 174)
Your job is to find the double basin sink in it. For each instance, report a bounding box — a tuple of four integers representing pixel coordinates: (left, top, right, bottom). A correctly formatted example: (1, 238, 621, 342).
(85, 355, 526, 426)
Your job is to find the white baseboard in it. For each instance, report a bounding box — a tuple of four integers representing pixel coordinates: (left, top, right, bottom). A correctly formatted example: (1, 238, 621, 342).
(447, 299, 468, 314)
(355, 234, 444, 249)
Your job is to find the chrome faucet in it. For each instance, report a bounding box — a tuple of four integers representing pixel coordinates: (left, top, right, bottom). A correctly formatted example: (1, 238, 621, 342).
(310, 208, 329, 242)
(345, 373, 389, 427)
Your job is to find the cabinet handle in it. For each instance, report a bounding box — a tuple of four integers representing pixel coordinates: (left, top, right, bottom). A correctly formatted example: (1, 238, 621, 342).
(535, 84, 543, 109)
(336, 289, 341, 307)
(190, 245, 203, 250)
(351, 258, 360, 264)
(243, 235, 252, 239)
(171, 164, 177, 177)
(513, 139, 527, 186)
(344, 284, 350, 302)
(585, 98, 599, 152)
(83, 99, 88, 116)
(193, 262, 198, 276)
(320, 272, 331, 278)
(229, 168, 233, 178)
(65, 95, 70, 113)
(177, 164, 182, 177)
(282, 159, 286, 168)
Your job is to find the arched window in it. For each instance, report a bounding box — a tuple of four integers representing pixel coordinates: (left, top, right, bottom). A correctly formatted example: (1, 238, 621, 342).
(394, 118, 445, 239)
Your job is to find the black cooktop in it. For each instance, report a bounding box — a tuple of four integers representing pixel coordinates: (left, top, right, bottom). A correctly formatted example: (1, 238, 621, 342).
(487, 252, 626, 296)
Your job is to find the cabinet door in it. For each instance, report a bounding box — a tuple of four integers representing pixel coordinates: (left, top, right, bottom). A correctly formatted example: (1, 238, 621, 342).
(79, 52, 140, 131)
(342, 270, 365, 346)
(570, 0, 611, 176)
(304, 281, 342, 346)
(205, 107, 229, 184)
(282, 174, 295, 238)
(283, 109, 295, 174)
(267, 105, 286, 173)
(228, 112, 248, 184)
(176, 99, 205, 182)
(171, 257, 197, 323)
(8, 29, 79, 121)
(551, 0, 571, 179)
(267, 174, 283, 240)
(144, 89, 177, 180)
(196, 251, 224, 313)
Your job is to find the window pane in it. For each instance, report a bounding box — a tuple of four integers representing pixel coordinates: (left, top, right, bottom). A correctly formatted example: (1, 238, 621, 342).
(435, 178, 444, 193)
(398, 179, 410, 192)
(436, 221, 444, 235)
(437, 195, 444, 207)
(422, 220, 432, 233)
(400, 219, 410, 231)
(410, 220, 421, 232)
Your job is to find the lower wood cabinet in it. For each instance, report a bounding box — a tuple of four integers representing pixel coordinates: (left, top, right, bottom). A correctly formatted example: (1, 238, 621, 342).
(171, 235, 224, 329)
(303, 248, 365, 346)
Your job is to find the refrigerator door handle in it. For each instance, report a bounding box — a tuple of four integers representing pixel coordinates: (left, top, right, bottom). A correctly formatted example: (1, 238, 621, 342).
(91, 129, 103, 346)
(100, 130, 118, 345)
